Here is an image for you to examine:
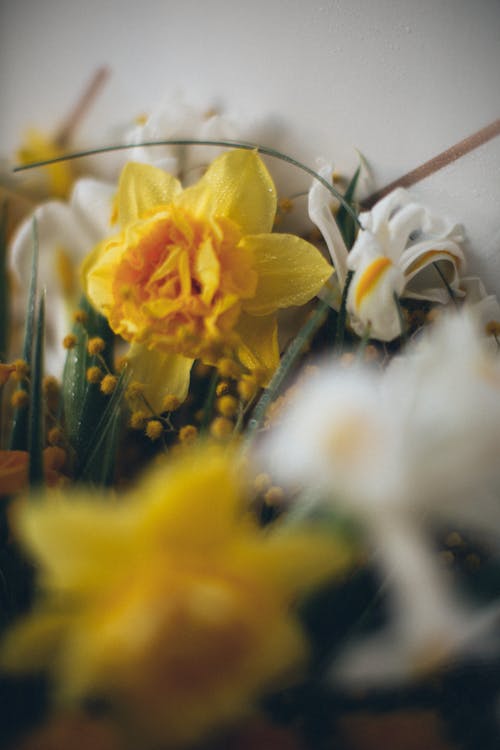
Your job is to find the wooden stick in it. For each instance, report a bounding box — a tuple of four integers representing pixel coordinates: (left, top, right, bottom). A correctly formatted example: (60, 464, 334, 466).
(361, 118, 500, 210)
(55, 66, 110, 147)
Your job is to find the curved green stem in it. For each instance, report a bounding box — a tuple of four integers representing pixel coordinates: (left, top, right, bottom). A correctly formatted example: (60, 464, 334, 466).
(13, 138, 362, 227)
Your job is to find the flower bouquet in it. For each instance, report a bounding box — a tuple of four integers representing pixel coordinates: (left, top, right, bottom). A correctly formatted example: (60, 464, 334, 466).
(1, 82, 500, 750)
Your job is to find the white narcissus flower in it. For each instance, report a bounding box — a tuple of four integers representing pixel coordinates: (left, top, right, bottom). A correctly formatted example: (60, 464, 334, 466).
(124, 99, 240, 184)
(256, 310, 500, 685)
(9, 179, 116, 375)
(86, 99, 244, 185)
(308, 179, 466, 341)
(347, 189, 466, 340)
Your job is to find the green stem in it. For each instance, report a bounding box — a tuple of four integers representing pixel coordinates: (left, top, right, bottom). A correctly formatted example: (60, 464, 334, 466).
(246, 298, 330, 440)
(433, 261, 458, 307)
(13, 138, 362, 227)
(335, 270, 354, 354)
(199, 368, 219, 433)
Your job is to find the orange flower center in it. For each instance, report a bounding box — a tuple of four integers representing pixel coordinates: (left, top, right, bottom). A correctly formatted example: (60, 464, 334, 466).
(108, 206, 258, 360)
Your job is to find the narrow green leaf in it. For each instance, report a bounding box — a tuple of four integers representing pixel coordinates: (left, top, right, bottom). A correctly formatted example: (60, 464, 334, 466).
(336, 166, 361, 249)
(335, 269, 354, 354)
(433, 261, 458, 307)
(62, 295, 114, 476)
(13, 138, 362, 228)
(0, 201, 9, 362)
(246, 297, 331, 440)
(199, 369, 219, 433)
(9, 219, 38, 451)
(28, 293, 45, 486)
(79, 369, 128, 485)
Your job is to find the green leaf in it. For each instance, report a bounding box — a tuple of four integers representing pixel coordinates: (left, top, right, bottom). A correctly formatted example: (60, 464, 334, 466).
(79, 368, 128, 486)
(28, 293, 45, 486)
(246, 296, 331, 441)
(62, 295, 115, 478)
(0, 201, 9, 363)
(336, 166, 361, 249)
(9, 219, 38, 451)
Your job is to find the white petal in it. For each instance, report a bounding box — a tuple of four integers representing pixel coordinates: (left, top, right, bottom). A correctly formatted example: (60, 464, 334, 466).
(308, 163, 349, 285)
(70, 178, 116, 242)
(10, 202, 92, 289)
(363, 187, 411, 233)
(387, 202, 426, 257)
(347, 257, 406, 341)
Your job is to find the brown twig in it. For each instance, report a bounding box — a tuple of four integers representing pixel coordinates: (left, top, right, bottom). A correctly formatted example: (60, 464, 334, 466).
(55, 66, 110, 148)
(361, 118, 500, 210)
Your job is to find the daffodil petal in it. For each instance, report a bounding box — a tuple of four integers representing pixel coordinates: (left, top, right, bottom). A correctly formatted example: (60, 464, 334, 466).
(235, 312, 279, 380)
(1, 612, 71, 672)
(126, 343, 193, 412)
(241, 234, 332, 316)
(177, 150, 277, 234)
(239, 531, 353, 598)
(118, 162, 182, 225)
(12, 495, 137, 591)
(82, 238, 124, 312)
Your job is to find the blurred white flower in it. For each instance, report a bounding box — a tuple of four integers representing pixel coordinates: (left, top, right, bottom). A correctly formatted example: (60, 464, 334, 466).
(257, 310, 500, 685)
(85, 99, 244, 185)
(124, 99, 240, 183)
(9, 178, 115, 375)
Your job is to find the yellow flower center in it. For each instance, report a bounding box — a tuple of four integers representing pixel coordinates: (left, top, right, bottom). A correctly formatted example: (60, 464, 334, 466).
(107, 205, 258, 360)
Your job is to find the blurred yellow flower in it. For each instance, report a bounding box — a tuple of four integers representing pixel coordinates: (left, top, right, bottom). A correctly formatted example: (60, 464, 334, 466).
(2, 445, 349, 748)
(17, 129, 74, 199)
(83, 150, 332, 408)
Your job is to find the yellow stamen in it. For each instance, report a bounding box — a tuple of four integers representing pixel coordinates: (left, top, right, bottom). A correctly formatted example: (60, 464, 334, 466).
(130, 411, 149, 430)
(146, 420, 163, 441)
(86, 366, 103, 384)
(63, 334, 78, 350)
(162, 395, 181, 412)
(100, 375, 118, 395)
(210, 416, 234, 440)
(87, 337, 106, 356)
(216, 395, 239, 418)
(179, 425, 198, 444)
(11, 390, 29, 409)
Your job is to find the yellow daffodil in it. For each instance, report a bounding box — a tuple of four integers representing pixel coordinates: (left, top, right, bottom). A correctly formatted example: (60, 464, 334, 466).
(82, 150, 332, 409)
(2, 445, 350, 748)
